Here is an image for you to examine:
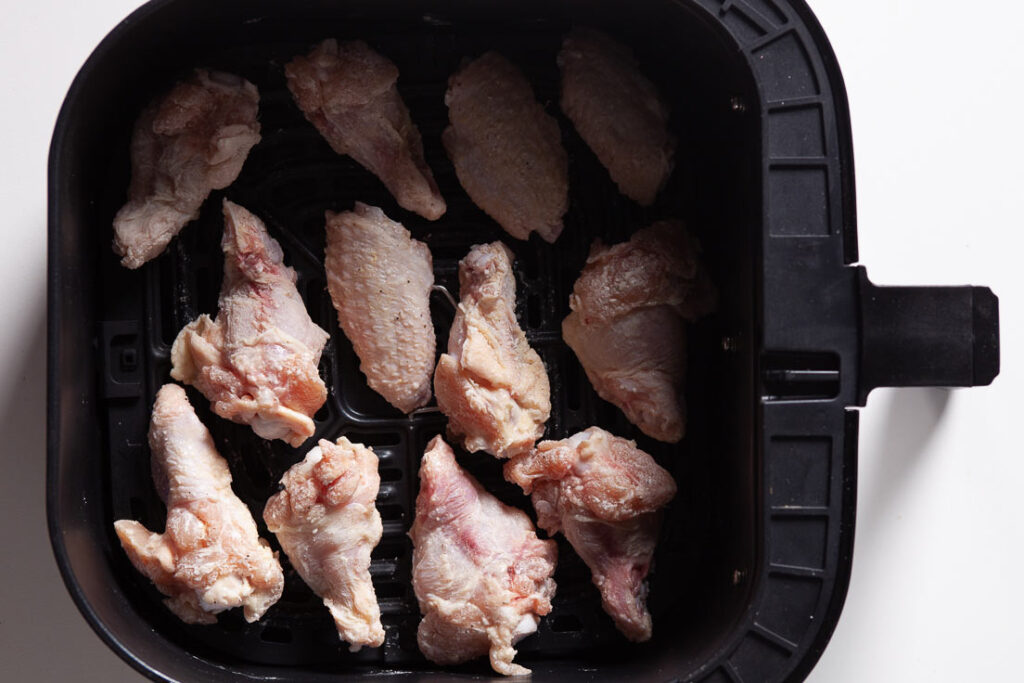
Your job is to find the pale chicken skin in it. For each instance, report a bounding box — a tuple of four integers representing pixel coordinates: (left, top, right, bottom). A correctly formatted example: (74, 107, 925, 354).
(113, 384, 283, 624)
(434, 242, 551, 459)
(263, 437, 384, 650)
(562, 221, 716, 443)
(559, 28, 675, 206)
(286, 40, 445, 220)
(443, 52, 569, 243)
(325, 203, 435, 413)
(171, 200, 330, 447)
(410, 436, 558, 676)
(113, 69, 261, 269)
(504, 427, 677, 641)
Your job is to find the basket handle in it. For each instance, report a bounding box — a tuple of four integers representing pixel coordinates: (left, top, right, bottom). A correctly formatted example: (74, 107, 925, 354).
(856, 268, 999, 403)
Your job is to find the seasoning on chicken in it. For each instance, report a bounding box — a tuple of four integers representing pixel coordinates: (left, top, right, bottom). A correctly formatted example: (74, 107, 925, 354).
(113, 69, 261, 269)
(286, 39, 446, 220)
(325, 203, 435, 413)
(410, 436, 558, 676)
(434, 242, 551, 458)
(562, 221, 716, 443)
(558, 28, 675, 206)
(170, 200, 330, 447)
(263, 437, 384, 651)
(505, 427, 676, 641)
(113, 384, 284, 624)
(443, 52, 569, 243)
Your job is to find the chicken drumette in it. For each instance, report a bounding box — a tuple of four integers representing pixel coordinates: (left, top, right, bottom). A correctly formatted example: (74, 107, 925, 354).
(434, 242, 551, 459)
(410, 436, 557, 676)
(171, 200, 330, 446)
(113, 69, 260, 269)
(264, 437, 384, 650)
(505, 427, 677, 641)
(562, 221, 715, 443)
(113, 384, 283, 624)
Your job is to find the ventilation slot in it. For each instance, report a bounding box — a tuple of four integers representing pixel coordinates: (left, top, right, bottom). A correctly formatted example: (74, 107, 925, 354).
(380, 468, 403, 482)
(527, 293, 543, 329)
(565, 356, 582, 411)
(350, 432, 402, 448)
(375, 582, 406, 599)
(550, 615, 583, 633)
(373, 542, 407, 560)
(261, 626, 293, 644)
(762, 351, 840, 401)
(378, 504, 405, 521)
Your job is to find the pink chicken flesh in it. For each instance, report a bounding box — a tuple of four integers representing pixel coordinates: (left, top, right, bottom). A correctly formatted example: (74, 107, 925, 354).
(325, 203, 435, 413)
(434, 242, 551, 459)
(286, 39, 446, 220)
(443, 52, 568, 243)
(113, 384, 284, 624)
(170, 200, 330, 446)
(558, 28, 675, 206)
(505, 427, 677, 641)
(113, 69, 261, 269)
(410, 436, 558, 676)
(562, 221, 716, 443)
(263, 437, 384, 651)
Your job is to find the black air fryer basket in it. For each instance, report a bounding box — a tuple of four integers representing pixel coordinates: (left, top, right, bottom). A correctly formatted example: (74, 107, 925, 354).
(47, 0, 1000, 681)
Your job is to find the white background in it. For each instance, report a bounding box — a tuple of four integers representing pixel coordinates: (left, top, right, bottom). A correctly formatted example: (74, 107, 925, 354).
(1, 0, 1020, 680)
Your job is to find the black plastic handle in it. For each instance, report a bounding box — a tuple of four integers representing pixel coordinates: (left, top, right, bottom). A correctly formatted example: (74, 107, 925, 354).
(856, 268, 1000, 404)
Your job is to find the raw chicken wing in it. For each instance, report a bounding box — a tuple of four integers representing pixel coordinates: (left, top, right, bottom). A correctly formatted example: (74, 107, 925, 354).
(410, 436, 557, 676)
(113, 384, 283, 624)
(171, 200, 330, 446)
(286, 40, 446, 220)
(559, 28, 675, 206)
(113, 69, 261, 268)
(443, 52, 568, 242)
(263, 437, 384, 650)
(562, 221, 715, 442)
(504, 427, 676, 641)
(325, 203, 435, 413)
(434, 242, 550, 458)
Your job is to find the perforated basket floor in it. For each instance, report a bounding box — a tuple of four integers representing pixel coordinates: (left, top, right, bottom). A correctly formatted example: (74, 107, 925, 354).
(93, 23, 743, 674)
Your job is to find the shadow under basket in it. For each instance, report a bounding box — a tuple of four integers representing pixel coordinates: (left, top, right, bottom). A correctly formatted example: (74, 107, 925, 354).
(47, 0, 999, 681)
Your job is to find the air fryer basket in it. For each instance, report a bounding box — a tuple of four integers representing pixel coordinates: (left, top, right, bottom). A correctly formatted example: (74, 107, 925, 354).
(47, 1, 999, 682)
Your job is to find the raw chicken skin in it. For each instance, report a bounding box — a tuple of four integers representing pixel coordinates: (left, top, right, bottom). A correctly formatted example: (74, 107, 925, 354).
(113, 384, 283, 624)
(286, 40, 446, 220)
(410, 436, 558, 676)
(171, 200, 330, 447)
(443, 52, 569, 243)
(263, 437, 384, 651)
(559, 28, 675, 206)
(434, 242, 551, 459)
(562, 221, 716, 443)
(113, 69, 261, 269)
(504, 427, 677, 641)
(325, 203, 435, 413)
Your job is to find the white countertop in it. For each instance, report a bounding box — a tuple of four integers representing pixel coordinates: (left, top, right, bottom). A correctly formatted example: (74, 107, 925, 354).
(2, 1, 1019, 680)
